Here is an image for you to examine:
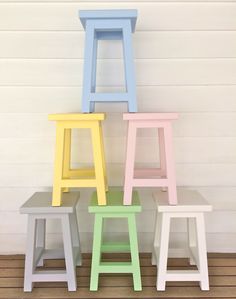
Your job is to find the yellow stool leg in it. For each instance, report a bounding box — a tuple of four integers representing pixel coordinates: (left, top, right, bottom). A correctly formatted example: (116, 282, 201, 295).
(99, 122, 108, 192)
(91, 122, 106, 205)
(52, 123, 65, 206)
(62, 129, 71, 193)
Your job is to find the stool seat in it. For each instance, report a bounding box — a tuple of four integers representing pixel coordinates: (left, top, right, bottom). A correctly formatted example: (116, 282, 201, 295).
(155, 189, 212, 212)
(20, 192, 82, 292)
(123, 112, 178, 121)
(79, 9, 137, 32)
(89, 190, 141, 213)
(89, 189, 142, 291)
(152, 189, 212, 291)
(49, 113, 105, 121)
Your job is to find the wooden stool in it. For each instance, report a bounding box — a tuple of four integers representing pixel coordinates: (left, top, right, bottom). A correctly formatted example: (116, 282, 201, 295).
(123, 113, 178, 205)
(152, 189, 212, 291)
(79, 9, 138, 112)
(89, 190, 142, 291)
(20, 192, 82, 292)
(49, 113, 107, 206)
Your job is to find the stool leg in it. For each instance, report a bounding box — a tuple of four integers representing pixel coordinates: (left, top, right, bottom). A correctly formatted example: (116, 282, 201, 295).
(128, 214, 142, 291)
(90, 36, 98, 113)
(157, 213, 170, 291)
(24, 215, 37, 292)
(123, 122, 137, 205)
(158, 128, 167, 190)
(62, 214, 77, 291)
(163, 123, 177, 205)
(62, 129, 71, 193)
(52, 123, 65, 206)
(195, 214, 209, 291)
(91, 123, 106, 205)
(36, 219, 46, 267)
(82, 22, 95, 113)
(122, 21, 137, 112)
(69, 212, 82, 266)
(99, 122, 108, 191)
(152, 211, 162, 266)
(187, 218, 197, 266)
(90, 214, 103, 291)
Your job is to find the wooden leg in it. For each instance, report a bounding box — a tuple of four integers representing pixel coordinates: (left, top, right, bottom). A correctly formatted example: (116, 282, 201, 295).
(196, 214, 209, 291)
(123, 122, 137, 205)
(24, 215, 37, 292)
(90, 214, 103, 291)
(187, 217, 197, 266)
(69, 212, 82, 266)
(163, 123, 177, 205)
(91, 123, 106, 205)
(152, 211, 162, 266)
(62, 129, 71, 193)
(99, 122, 108, 192)
(61, 214, 77, 291)
(52, 123, 65, 206)
(36, 219, 46, 267)
(128, 214, 142, 291)
(157, 213, 170, 291)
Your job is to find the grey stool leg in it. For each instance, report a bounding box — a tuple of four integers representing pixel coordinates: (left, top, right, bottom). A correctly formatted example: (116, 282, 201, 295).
(24, 215, 37, 292)
(36, 219, 46, 267)
(70, 212, 82, 266)
(62, 214, 77, 291)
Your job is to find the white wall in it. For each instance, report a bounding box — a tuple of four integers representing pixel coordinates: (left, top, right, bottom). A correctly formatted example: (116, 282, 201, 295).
(0, 0, 236, 253)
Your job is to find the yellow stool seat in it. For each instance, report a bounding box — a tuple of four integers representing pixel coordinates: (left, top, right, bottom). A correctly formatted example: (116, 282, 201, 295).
(49, 113, 107, 206)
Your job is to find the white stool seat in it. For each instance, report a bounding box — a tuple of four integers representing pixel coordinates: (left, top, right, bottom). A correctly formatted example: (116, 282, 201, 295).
(152, 189, 212, 291)
(20, 192, 82, 292)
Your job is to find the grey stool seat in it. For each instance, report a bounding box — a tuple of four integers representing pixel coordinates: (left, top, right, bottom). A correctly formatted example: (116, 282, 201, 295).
(20, 192, 82, 292)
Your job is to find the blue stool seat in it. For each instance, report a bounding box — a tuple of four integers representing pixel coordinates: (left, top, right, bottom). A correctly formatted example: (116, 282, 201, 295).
(79, 9, 138, 113)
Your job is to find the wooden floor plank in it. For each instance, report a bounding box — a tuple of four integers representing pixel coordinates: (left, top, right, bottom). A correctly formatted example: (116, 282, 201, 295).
(0, 254, 235, 298)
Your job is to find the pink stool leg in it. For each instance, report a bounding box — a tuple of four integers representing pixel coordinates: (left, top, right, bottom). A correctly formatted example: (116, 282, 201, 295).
(163, 123, 177, 205)
(158, 128, 166, 177)
(123, 121, 137, 205)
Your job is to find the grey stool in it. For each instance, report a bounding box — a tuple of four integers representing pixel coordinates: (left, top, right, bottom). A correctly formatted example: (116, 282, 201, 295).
(20, 192, 82, 292)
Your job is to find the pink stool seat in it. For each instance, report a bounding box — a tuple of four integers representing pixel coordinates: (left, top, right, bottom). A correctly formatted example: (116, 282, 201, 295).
(123, 112, 178, 206)
(123, 113, 178, 121)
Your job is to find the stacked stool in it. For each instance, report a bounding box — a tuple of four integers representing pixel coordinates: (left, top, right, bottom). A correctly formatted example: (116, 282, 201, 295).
(152, 189, 212, 291)
(20, 192, 81, 292)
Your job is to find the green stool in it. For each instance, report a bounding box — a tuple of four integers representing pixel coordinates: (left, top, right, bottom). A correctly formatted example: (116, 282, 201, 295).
(89, 190, 142, 291)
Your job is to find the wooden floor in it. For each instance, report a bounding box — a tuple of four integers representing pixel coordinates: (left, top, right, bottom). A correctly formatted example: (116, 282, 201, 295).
(0, 253, 236, 298)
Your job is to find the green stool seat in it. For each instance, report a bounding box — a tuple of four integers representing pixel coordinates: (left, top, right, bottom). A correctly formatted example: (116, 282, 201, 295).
(89, 190, 142, 291)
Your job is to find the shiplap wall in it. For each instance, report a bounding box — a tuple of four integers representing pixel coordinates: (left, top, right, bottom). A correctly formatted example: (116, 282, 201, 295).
(0, 0, 236, 253)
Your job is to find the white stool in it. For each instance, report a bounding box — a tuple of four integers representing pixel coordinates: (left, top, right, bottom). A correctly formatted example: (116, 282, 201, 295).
(20, 192, 82, 292)
(152, 189, 212, 291)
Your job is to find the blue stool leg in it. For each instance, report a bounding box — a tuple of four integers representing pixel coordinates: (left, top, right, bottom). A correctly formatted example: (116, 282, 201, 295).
(90, 35, 98, 113)
(82, 21, 95, 113)
(122, 21, 137, 112)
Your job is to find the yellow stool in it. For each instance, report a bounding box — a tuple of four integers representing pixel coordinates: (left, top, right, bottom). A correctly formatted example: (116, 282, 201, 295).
(49, 113, 107, 206)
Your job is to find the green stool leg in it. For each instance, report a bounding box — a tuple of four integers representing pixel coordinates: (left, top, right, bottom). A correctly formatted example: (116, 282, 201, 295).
(128, 214, 142, 291)
(90, 214, 103, 291)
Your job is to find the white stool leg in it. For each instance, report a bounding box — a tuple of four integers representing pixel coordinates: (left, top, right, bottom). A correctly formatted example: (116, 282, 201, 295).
(70, 212, 82, 266)
(152, 211, 162, 265)
(157, 213, 171, 291)
(24, 215, 37, 292)
(195, 213, 209, 291)
(36, 219, 46, 266)
(187, 217, 197, 266)
(62, 214, 77, 291)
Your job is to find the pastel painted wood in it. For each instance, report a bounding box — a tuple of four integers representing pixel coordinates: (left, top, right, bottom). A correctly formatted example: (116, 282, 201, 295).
(49, 113, 107, 206)
(79, 9, 137, 112)
(123, 112, 178, 205)
(152, 189, 212, 291)
(89, 189, 142, 291)
(20, 192, 82, 292)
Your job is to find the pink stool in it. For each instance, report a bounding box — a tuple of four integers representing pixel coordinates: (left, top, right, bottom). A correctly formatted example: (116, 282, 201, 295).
(123, 113, 178, 205)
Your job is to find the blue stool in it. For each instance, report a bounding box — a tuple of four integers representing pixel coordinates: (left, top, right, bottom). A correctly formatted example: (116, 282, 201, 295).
(79, 9, 138, 113)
